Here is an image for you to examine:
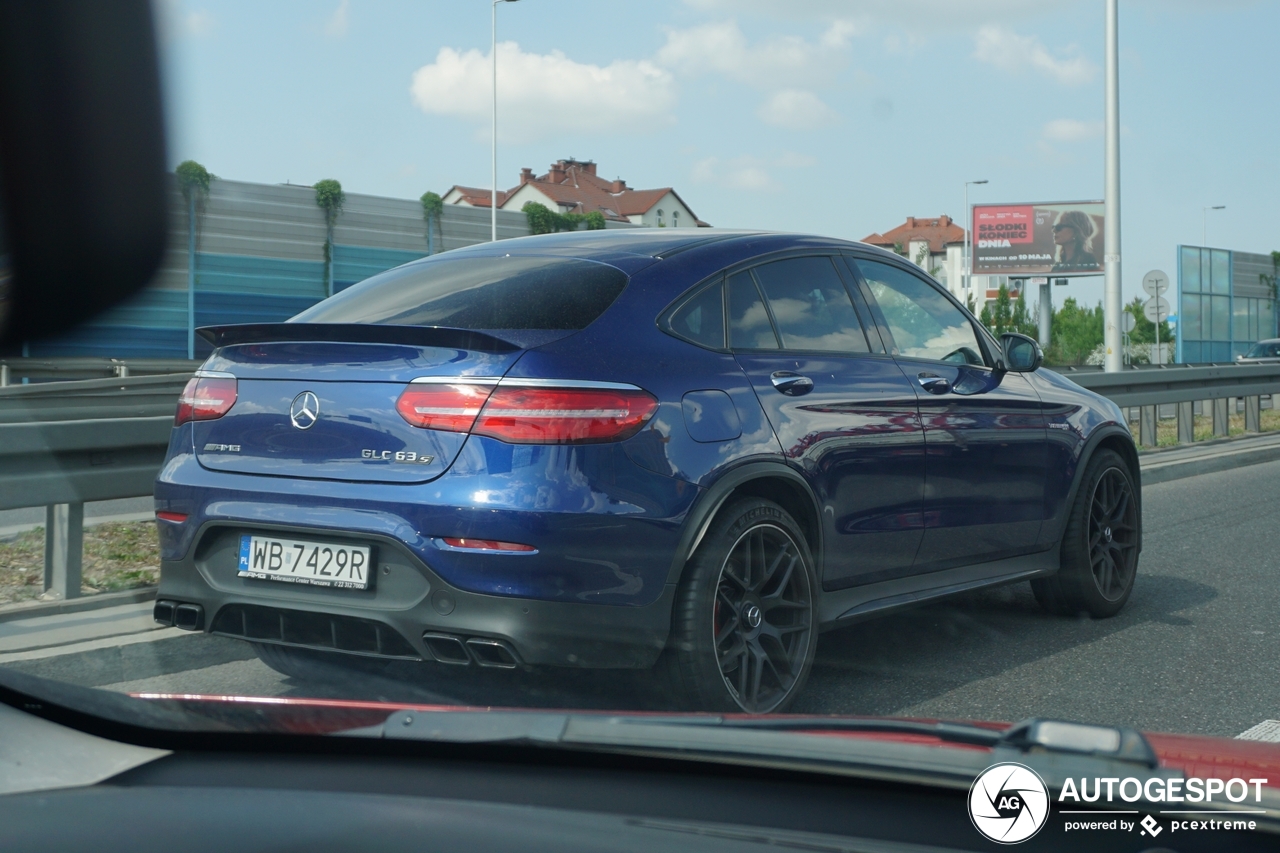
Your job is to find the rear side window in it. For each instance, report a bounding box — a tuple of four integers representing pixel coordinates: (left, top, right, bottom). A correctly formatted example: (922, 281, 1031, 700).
(292, 256, 628, 330)
(669, 281, 726, 348)
(752, 257, 869, 353)
(728, 271, 780, 349)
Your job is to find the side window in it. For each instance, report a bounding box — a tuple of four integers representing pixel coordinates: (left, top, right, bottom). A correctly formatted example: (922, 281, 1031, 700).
(669, 280, 725, 348)
(728, 271, 780, 349)
(752, 257, 869, 353)
(855, 259, 986, 366)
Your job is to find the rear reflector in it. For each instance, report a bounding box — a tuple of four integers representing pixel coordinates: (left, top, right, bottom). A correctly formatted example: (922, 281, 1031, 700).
(175, 375, 238, 426)
(472, 386, 658, 444)
(396, 383, 496, 431)
(441, 537, 535, 552)
(156, 511, 189, 523)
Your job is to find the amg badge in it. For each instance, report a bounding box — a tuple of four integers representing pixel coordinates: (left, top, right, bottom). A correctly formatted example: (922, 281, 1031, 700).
(361, 449, 435, 464)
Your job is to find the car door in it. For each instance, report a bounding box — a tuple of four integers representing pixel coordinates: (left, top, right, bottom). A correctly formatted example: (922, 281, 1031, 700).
(728, 255, 926, 589)
(848, 257, 1049, 571)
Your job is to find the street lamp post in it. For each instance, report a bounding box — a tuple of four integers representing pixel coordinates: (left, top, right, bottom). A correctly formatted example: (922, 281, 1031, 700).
(1202, 205, 1225, 247)
(492, 0, 520, 242)
(1102, 0, 1123, 373)
(964, 179, 988, 297)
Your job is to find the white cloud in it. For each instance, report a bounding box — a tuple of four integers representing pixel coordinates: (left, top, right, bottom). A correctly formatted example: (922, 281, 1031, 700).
(186, 9, 214, 36)
(325, 0, 349, 38)
(656, 19, 851, 89)
(973, 26, 1096, 85)
(409, 42, 676, 141)
(692, 152, 815, 191)
(757, 90, 839, 129)
(1042, 118, 1103, 142)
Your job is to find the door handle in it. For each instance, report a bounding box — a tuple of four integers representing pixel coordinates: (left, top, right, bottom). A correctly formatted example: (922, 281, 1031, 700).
(917, 373, 951, 395)
(770, 371, 814, 396)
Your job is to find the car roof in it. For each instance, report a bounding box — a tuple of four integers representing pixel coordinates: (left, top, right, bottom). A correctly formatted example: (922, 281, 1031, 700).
(436, 228, 902, 267)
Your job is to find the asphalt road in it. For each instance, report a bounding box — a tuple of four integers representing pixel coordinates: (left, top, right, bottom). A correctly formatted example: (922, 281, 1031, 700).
(9, 460, 1280, 737)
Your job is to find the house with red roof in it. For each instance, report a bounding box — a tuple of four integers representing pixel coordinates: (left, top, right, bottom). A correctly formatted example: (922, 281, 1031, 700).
(862, 215, 1013, 302)
(863, 215, 966, 295)
(443, 158, 708, 228)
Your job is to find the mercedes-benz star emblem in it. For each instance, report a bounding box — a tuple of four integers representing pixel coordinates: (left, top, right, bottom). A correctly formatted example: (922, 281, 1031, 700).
(743, 603, 762, 629)
(290, 391, 320, 430)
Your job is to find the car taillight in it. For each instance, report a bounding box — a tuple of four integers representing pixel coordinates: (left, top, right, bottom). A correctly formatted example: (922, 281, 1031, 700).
(396, 383, 496, 431)
(473, 386, 658, 444)
(175, 375, 238, 426)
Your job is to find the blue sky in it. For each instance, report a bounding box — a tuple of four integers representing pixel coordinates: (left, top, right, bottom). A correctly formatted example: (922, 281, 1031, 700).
(157, 0, 1278, 308)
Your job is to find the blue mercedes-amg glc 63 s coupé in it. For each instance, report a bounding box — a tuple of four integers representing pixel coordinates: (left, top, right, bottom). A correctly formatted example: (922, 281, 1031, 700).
(153, 229, 1140, 713)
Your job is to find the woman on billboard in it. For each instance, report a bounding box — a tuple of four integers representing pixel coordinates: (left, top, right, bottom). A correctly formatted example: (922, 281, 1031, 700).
(1051, 209, 1098, 272)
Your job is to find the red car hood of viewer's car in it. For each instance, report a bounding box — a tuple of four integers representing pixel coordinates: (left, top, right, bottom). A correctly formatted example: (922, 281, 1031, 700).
(130, 692, 1280, 786)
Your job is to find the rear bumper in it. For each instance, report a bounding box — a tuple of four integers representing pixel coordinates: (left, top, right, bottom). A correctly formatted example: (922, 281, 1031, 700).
(156, 520, 677, 669)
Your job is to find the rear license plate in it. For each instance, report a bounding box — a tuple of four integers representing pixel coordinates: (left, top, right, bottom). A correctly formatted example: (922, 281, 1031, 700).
(238, 534, 372, 589)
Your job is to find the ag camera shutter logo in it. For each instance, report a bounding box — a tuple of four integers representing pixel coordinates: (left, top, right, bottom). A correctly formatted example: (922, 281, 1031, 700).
(969, 763, 1050, 844)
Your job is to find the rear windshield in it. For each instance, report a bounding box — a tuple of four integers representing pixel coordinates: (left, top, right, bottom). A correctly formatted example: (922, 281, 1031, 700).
(292, 256, 628, 330)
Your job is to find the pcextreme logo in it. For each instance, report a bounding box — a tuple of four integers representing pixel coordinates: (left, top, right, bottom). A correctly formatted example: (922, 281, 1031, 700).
(969, 763, 1050, 844)
(969, 764, 1270, 843)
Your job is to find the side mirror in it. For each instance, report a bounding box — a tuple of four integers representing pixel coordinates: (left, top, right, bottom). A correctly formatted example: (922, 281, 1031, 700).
(1000, 333, 1043, 372)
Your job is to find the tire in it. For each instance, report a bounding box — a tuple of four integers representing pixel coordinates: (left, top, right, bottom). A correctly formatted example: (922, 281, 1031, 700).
(1032, 448, 1139, 618)
(252, 642, 391, 682)
(659, 498, 819, 714)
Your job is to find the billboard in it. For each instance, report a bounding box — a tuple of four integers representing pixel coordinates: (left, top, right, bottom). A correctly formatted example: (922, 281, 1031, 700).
(972, 201, 1105, 277)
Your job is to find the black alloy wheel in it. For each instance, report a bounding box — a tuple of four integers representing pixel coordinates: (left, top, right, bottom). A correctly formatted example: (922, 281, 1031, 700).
(713, 523, 814, 712)
(1088, 466, 1138, 601)
(661, 498, 819, 714)
(1032, 448, 1140, 618)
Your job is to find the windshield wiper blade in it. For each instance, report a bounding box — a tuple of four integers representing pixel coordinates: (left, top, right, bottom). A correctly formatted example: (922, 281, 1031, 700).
(351, 710, 1161, 782)
(693, 716, 1004, 747)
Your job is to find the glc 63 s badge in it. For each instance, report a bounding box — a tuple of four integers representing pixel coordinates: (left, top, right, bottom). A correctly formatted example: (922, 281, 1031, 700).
(361, 449, 435, 464)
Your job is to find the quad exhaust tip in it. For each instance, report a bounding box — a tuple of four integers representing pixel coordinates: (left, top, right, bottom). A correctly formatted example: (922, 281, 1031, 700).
(423, 632, 519, 668)
(154, 599, 204, 631)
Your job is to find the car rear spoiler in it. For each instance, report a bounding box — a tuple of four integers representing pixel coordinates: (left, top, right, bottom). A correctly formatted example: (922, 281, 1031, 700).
(195, 323, 522, 352)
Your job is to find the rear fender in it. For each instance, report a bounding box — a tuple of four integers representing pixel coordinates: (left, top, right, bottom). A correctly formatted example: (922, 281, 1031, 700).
(664, 460, 822, 585)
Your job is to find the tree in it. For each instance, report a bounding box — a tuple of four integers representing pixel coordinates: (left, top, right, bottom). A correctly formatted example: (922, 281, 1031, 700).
(314, 179, 345, 296)
(421, 191, 443, 255)
(176, 160, 212, 201)
(1046, 297, 1104, 365)
(175, 160, 213, 359)
(1009, 287, 1038, 339)
(521, 201, 590, 234)
(1261, 251, 1280, 339)
(988, 283, 1014, 335)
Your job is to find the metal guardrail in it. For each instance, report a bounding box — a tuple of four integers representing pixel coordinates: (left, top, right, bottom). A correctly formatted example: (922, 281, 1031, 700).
(0, 373, 189, 600)
(1, 360, 1278, 600)
(0, 357, 202, 385)
(1052, 363, 1280, 447)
